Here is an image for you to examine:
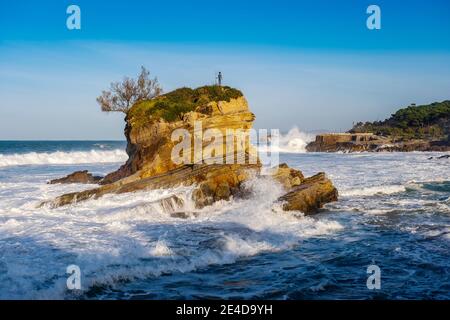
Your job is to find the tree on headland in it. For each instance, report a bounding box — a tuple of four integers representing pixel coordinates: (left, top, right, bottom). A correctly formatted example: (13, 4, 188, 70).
(96, 66, 163, 113)
(349, 100, 450, 139)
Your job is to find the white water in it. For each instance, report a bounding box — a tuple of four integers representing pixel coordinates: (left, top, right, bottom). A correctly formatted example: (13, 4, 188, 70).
(340, 185, 406, 197)
(0, 150, 128, 167)
(0, 168, 342, 299)
(0, 127, 313, 170)
(1, 144, 449, 299)
(257, 127, 315, 154)
(276, 127, 315, 153)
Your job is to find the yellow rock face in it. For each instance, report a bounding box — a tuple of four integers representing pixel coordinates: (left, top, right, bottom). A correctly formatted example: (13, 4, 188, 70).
(102, 96, 257, 184)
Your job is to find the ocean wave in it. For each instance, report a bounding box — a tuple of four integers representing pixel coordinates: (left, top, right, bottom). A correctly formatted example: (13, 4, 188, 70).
(340, 185, 406, 197)
(0, 176, 342, 299)
(2, 149, 450, 299)
(0, 149, 128, 167)
(258, 127, 315, 154)
(277, 127, 315, 153)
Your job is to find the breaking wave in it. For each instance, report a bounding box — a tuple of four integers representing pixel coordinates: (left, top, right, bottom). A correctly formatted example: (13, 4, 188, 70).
(2, 147, 450, 299)
(258, 127, 315, 154)
(277, 127, 315, 153)
(0, 150, 128, 167)
(340, 185, 406, 197)
(0, 176, 342, 299)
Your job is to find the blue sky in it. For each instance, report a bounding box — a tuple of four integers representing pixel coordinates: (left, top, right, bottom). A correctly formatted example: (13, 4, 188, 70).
(1, 0, 450, 139)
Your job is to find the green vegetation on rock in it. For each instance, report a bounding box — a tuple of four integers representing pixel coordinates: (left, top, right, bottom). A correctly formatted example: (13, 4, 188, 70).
(127, 85, 243, 125)
(350, 100, 450, 140)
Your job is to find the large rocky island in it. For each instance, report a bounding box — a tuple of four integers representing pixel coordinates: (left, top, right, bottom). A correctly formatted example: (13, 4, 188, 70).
(45, 86, 337, 215)
(307, 100, 450, 152)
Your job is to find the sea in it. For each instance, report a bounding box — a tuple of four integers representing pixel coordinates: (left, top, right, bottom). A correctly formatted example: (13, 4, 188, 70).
(0, 129, 449, 299)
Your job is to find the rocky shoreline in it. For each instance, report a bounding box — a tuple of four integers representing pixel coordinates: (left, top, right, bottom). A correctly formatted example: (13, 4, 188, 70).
(306, 100, 450, 153)
(44, 86, 338, 215)
(306, 133, 450, 153)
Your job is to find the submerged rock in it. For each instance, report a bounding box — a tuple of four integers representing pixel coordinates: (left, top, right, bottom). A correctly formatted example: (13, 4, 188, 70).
(44, 86, 338, 215)
(48, 170, 103, 184)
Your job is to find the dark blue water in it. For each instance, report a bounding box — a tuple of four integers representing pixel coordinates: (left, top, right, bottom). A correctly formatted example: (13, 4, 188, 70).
(88, 183, 450, 300)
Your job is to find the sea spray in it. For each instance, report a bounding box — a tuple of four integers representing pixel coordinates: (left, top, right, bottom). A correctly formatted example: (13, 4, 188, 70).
(257, 127, 315, 153)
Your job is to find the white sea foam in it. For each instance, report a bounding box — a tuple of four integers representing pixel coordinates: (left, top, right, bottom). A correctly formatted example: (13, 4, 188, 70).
(150, 240, 173, 257)
(0, 150, 128, 167)
(0, 174, 342, 299)
(340, 185, 406, 197)
(2, 150, 449, 299)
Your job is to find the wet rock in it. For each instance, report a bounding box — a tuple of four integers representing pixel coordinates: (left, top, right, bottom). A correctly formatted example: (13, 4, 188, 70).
(158, 194, 185, 213)
(271, 163, 304, 189)
(278, 172, 338, 214)
(48, 170, 103, 184)
(170, 211, 199, 219)
(214, 182, 232, 201)
(192, 182, 215, 209)
(44, 163, 258, 208)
